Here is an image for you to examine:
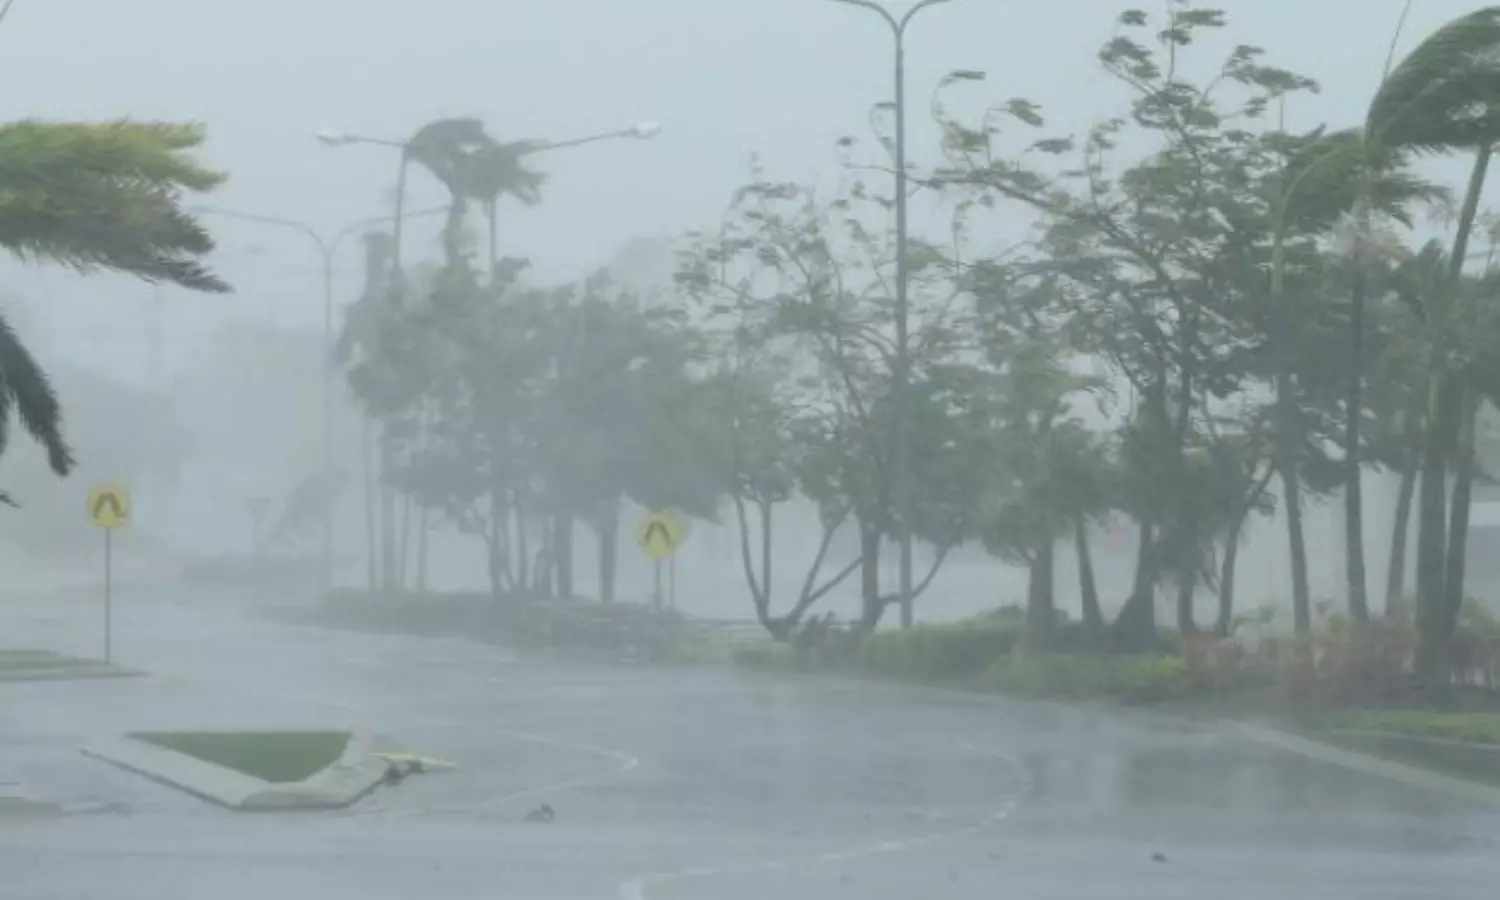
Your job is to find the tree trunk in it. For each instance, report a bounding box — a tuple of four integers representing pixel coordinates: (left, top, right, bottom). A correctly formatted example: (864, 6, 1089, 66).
(1174, 511, 1199, 635)
(485, 488, 506, 601)
(514, 499, 530, 593)
(858, 517, 884, 631)
(1110, 519, 1157, 649)
(379, 429, 397, 594)
(1343, 264, 1370, 622)
(1417, 145, 1491, 685)
(554, 514, 575, 599)
(1075, 518, 1102, 631)
(361, 414, 377, 593)
(1442, 390, 1480, 640)
(1271, 336, 1311, 634)
(1216, 520, 1243, 638)
(1384, 414, 1421, 615)
(1269, 196, 1311, 634)
(1281, 464, 1312, 634)
(1026, 539, 1056, 647)
(533, 523, 554, 599)
(396, 494, 412, 590)
(415, 505, 430, 592)
(597, 510, 619, 604)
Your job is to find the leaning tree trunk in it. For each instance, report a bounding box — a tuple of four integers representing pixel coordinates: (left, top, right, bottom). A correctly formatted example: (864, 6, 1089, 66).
(1074, 518, 1102, 632)
(1216, 519, 1244, 638)
(1272, 352, 1311, 634)
(1442, 390, 1480, 641)
(1385, 413, 1422, 615)
(1416, 145, 1491, 685)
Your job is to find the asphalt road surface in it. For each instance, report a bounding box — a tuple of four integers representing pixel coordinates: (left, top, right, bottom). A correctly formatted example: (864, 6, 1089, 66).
(2, 582, 1499, 899)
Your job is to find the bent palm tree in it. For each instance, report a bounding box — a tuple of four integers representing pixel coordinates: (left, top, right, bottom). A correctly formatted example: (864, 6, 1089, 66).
(0, 118, 228, 488)
(1368, 6, 1500, 680)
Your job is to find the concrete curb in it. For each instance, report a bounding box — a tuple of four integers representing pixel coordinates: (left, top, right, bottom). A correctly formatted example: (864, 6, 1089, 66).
(0, 664, 145, 683)
(79, 732, 388, 811)
(0, 779, 61, 817)
(1229, 720, 1500, 806)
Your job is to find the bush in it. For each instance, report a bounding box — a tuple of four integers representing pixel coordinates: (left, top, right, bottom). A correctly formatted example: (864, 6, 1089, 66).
(985, 653, 1198, 704)
(859, 617, 1021, 682)
(732, 643, 799, 671)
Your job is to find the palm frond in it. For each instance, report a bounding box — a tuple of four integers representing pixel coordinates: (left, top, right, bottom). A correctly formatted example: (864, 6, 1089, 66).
(0, 120, 229, 291)
(0, 311, 72, 475)
(1369, 7, 1500, 152)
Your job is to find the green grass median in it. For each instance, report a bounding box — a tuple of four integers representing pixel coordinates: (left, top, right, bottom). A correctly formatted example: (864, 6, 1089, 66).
(129, 730, 351, 783)
(0, 648, 91, 670)
(1324, 710, 1500, 745)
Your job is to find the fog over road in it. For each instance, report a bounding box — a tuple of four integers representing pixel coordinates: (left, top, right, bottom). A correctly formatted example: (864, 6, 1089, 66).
(2, 583, 1499, 899)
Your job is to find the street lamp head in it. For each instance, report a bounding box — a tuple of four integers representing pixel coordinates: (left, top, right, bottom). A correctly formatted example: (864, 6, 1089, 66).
(314, 129, 356, 147)
(630, 121, 662, 140)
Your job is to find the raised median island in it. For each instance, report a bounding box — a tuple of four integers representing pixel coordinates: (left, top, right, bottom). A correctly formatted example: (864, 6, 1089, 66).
(131, 730, 351, 784)
(81, 729, 390, 810)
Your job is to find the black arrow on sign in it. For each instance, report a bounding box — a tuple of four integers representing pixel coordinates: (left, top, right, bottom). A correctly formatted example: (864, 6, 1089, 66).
(93, 493, 123, 521)
(644, 521, 671, 548)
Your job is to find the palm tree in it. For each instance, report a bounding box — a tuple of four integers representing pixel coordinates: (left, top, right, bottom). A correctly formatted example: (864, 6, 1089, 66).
(1366, 6, 1500, 681)
(0, 118, 228, 493)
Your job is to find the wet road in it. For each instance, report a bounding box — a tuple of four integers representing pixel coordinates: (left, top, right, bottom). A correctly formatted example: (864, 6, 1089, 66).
(2, 583, 1499, 899)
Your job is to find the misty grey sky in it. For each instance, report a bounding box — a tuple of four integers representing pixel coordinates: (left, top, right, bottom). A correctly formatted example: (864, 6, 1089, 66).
(0, 0, 1488, 385)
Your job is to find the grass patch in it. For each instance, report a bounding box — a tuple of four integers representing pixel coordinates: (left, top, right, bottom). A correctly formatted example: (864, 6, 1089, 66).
(1323, 710, 1500, 746)
(0, 648, 93, 671)
(130, 730, 350, 783)
(1315, 729, 1500, 789)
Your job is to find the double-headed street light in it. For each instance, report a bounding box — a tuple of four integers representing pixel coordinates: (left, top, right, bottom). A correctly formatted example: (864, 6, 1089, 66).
(315, 119, 661, 278)
(192, 204, 447, 593)
(315, 118, 661, 591)
(829, 0, 961, 629)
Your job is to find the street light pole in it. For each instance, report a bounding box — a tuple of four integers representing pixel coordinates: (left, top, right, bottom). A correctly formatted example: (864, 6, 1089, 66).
(830, 0, 956, 628)
(191, 204, 448, 595)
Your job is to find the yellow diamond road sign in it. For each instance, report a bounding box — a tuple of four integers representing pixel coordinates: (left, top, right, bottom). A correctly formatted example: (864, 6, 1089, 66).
(634, 509, 686, 560)
(87, 482, 131, 529)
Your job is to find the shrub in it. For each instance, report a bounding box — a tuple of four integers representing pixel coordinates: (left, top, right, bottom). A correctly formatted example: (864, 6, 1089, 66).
(732, 643, 799, 671)
(859, 617, 1021, 682)
(985, 653, 1197, 704)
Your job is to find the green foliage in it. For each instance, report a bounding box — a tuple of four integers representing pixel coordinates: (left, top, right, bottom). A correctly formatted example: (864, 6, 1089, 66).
(131, 730, 350, 784)
(859, 617, 1022, 681)
(0, 120, 228, 291)
(985, 653, 1197, 704)
(1324, 709, 1500, 745)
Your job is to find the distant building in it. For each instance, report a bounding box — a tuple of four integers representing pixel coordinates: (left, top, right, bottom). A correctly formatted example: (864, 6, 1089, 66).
(604, 235, 677, 304)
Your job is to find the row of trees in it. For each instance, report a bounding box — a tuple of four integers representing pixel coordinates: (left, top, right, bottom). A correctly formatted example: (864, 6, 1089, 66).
(339, 4, 1500, 685)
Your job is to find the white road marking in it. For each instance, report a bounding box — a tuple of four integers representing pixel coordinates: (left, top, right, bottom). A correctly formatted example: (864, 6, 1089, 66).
(617, 743, 1028, 900)
(372, 726, 640, 820)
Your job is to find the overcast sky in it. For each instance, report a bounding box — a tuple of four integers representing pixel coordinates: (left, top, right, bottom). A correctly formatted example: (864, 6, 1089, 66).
(0, 0, 1490, 383)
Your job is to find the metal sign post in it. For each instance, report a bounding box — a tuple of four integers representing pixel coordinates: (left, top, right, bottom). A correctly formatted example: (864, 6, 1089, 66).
(87, 482, 131, 664)
(635, 509, 687, 612)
